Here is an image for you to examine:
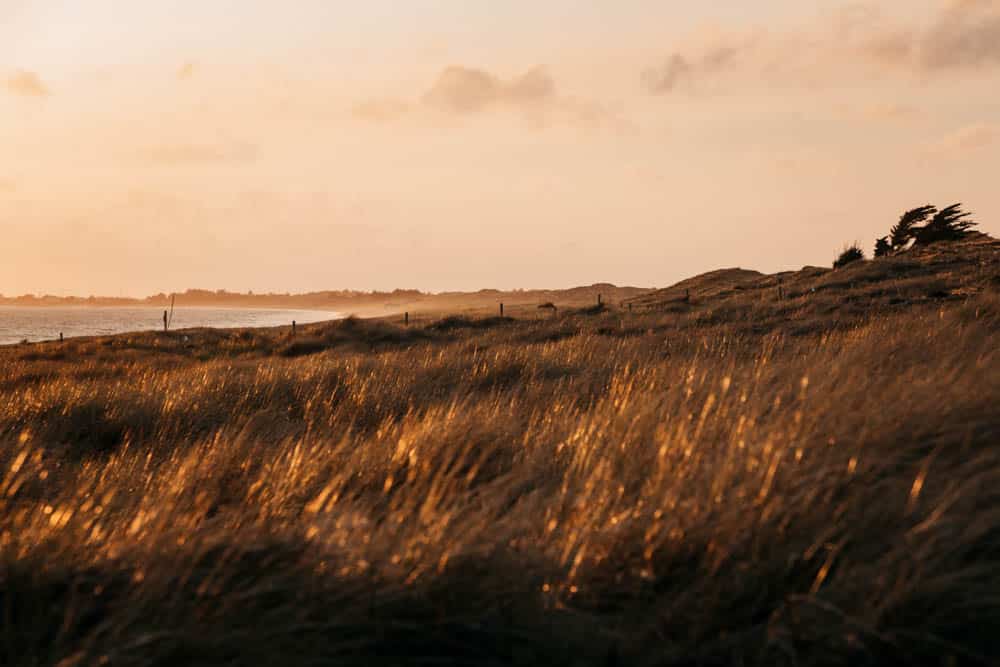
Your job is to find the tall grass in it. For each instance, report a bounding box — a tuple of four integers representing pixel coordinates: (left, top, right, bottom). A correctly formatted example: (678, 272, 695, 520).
(1, 293, 999, 665)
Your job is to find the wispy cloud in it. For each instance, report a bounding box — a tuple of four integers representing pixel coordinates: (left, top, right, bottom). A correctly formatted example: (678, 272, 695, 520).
(924, 122, 998, 156)
(5, 70, 49, 97)
(132, 141, 257, 166)
(862, 103, 919, 121)
(837, 102, 921, 123)
(643, 36, 756, 94)
(422, 66, 556, 114)
(913, 0, 1000, 70)
(353, 65, 630, 131)
(351, 98, 412, 123)
(644, 1, 1000, 95)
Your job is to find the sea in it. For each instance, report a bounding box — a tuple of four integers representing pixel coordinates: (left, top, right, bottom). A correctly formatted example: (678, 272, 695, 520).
(0, 306, 340, 346)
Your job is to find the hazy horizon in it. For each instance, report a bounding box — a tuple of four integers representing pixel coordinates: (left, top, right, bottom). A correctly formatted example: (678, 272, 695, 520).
(3, 0, 999, 297)
(1, 283, 643, 299)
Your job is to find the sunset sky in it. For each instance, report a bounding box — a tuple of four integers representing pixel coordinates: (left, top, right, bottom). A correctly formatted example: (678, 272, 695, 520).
(2, 0, 998, 296)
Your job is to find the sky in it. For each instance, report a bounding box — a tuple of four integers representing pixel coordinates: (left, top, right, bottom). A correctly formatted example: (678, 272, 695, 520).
(1, 0, 998, 296)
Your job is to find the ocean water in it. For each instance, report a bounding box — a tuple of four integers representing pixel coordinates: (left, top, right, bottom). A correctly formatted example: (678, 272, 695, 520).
(0, 306, 340, 346)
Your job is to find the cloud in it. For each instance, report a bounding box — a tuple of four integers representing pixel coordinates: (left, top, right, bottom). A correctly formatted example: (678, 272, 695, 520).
(5, 70, 49, 97)
(0, 179, 16, 193)
(644, 1, 1000, 95)
(832, 101, 921, 123)
(351, 98, 411, 123)
(642, 30, 764, 95)
(133, 141, 258, 165)
(551, 97, 636, 133)
(861, 103, 920, 121)
(351, 64, 628, 131)
(423, 65, 556, 114)
(642, 55, 694, 94)
(855, 0, 1000, 70)
(916, 0, 1000, 70)
(924, 122, 998, 156)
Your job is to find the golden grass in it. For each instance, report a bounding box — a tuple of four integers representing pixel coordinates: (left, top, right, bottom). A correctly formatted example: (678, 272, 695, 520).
(1, 273, 999, 664)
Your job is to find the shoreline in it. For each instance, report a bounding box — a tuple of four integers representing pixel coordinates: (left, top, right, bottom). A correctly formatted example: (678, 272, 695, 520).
(0, 306, 344, 348)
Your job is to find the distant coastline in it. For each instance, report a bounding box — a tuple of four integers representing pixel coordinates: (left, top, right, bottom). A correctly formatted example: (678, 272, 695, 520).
(0, 284, 654, 316)
(0, 289, 427, 310)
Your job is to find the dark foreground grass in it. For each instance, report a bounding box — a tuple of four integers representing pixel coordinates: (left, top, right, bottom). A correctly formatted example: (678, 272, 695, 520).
(2, 260, 1000, 665)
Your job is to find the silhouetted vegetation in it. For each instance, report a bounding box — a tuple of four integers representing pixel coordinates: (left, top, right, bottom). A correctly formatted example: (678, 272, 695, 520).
(874, 236, 891, 257)
(914, 203, 978, 245)
(833, 243, 865, 269)
(890, 205, 937, 250)
(879, 204, 978, 255)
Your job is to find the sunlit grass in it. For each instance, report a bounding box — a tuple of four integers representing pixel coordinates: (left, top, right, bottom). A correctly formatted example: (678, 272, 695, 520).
(1, 292, 998, 665)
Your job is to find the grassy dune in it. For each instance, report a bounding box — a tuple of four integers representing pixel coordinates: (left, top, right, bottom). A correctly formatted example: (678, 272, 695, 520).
(2, 240, 999, 665)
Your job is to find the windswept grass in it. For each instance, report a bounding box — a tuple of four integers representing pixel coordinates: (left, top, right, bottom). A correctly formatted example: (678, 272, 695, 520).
(1, 279, 999, 664)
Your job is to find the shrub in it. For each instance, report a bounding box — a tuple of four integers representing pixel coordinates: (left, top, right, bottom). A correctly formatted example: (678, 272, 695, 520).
(576, 303, 608, 316)
(429, 316, 512, 332)
(833, 243, 865, 269)
(874, 236, 892, 258)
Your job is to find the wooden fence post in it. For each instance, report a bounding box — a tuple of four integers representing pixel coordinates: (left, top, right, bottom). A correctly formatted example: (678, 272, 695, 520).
(292, 320, 296, 337)
(404, 312, 409, 326)
(500, 302, 504, 317)
(59, 332, 64, 343)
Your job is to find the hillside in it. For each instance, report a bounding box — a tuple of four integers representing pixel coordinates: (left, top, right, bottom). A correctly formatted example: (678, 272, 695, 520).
(626, 232, 1000, 316)
(1, 235, 998, 666)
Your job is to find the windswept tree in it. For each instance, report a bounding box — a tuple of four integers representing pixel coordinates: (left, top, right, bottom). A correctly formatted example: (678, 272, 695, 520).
(890, 205, 937, 249)
(914, 203, 977, 245)
(874, 236, 892, 258)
